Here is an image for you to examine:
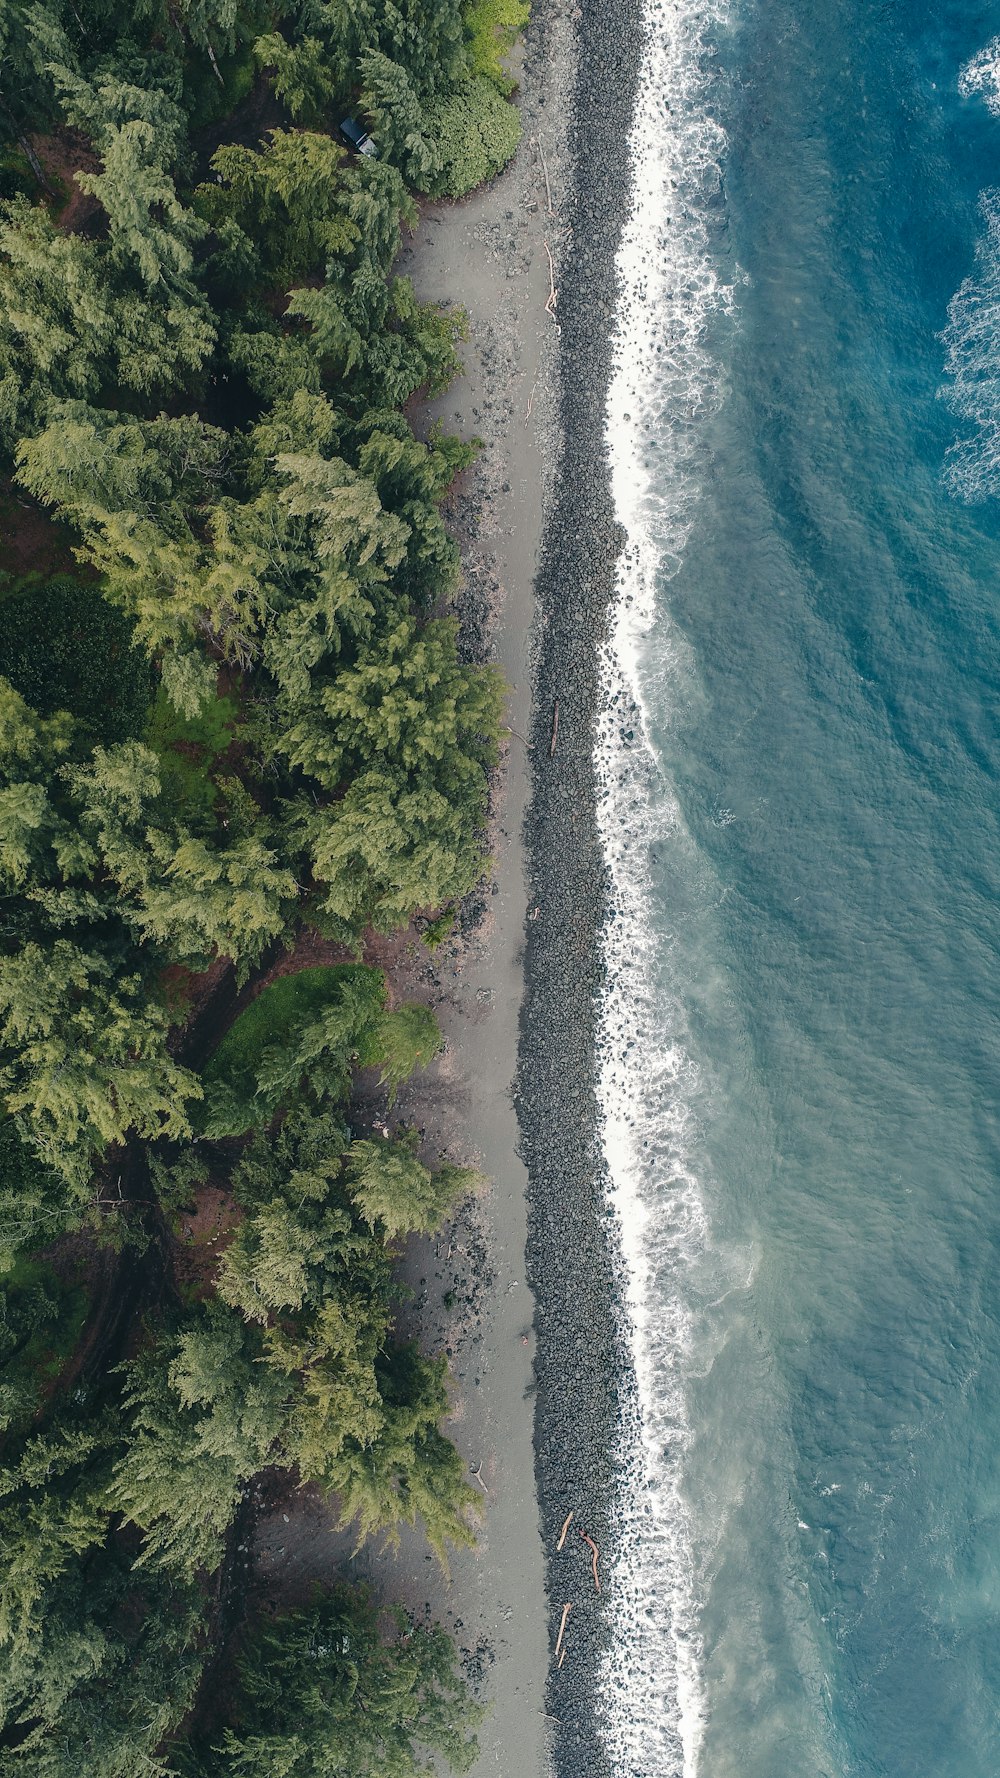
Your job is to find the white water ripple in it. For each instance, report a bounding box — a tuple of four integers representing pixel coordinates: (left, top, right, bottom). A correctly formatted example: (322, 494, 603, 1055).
(595, 2, 735, 1775)
(959, 35, 1000, 116)
(940, 45, 1000, 502)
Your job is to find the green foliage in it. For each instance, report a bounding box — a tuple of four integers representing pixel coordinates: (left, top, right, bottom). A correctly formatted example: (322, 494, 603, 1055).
(0, 574, 154, 745)
(254, 31, 334, 126)
(360, 49, 443, 189)
(0, 1118, 74, 1270)
(0, 939, 201, 1186)
(464, 0, 530, 94)
(198, 129, 354, 287)
(372, 1002, 442, 1100)
(0, 1472, 208, 1778)
(0, 0, 521, 1760)
(424, 77, 522, 196)
(113, 1306, 285, 1574)
(145, 684, 239, 828)
(0, 1257, 88, 1429)
(200, 966, 384, 1135)
(345, 1134, 476, 1238)
(14, 406, 238, 661)
(187, 1586, 481, 1778)
(325, 1341, 479, 1561)
(199, 964, 443, 1136)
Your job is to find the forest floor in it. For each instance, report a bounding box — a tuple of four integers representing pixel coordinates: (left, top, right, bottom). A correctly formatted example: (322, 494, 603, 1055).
(249, 10, 578, 1775)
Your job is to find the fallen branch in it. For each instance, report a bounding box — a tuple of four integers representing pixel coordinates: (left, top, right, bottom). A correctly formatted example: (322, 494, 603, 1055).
(525, 376, 537, 425)
(502, 723, 532, 748)
(550, 698, 560, 758)
(554, 1602, 572, 1666)
(470, 1462, 489, 1495)
(543, 239, 558, 318)
(556, 1510, 574, 1552)
(579, 1528, 601, 1593)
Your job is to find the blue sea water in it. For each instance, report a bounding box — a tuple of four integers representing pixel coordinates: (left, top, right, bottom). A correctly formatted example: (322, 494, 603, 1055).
(599, 2, 1000, 1774)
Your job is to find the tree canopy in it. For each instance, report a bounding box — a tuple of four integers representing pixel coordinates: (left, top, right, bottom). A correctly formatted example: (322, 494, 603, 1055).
(0, 0, 526, 1764)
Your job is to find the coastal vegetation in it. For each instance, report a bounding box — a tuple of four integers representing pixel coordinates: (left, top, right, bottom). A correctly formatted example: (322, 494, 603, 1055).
(0, 0, 525, 1769)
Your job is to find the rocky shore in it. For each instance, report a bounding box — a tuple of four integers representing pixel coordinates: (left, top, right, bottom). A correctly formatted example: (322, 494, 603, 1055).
(518, 0, 647, 1772)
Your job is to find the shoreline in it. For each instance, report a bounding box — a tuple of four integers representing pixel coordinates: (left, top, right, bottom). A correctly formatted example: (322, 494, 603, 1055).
(518, 0, 647, 1772)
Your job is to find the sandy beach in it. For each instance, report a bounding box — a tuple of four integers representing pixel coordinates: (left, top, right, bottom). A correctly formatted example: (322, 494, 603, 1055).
(252, 7, 573, 1775)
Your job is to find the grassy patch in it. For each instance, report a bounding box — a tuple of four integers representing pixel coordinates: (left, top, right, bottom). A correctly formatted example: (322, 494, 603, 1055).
(464, 0, 530, 93)
(201, 966, 373, 1128)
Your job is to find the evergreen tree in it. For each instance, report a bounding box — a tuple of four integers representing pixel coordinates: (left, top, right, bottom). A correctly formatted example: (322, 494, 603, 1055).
(345, 1134, 476, 1238)
(0, 940, 201, 1186)
(359, 49, 442, 189)
(187, 1585, 480, 1778)
(76, 119, 209, 293)
(254, 31, 333, 126)
(112, 1307, 285, 1575)
(323, 1342, 478, 1562)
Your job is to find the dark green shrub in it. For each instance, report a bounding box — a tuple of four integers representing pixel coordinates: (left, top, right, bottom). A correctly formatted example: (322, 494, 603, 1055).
(424, 78, 522, 196)
(0, 575, 153, 744)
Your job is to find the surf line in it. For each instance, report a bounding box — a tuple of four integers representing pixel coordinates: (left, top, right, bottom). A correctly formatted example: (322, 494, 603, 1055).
(593, 0, 736, 1772)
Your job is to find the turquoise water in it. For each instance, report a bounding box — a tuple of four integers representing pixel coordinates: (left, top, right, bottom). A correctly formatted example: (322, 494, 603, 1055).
(614, 2, 1000, 1772)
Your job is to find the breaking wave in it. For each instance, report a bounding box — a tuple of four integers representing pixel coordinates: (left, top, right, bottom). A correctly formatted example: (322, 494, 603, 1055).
(594, 2, 736, 1773)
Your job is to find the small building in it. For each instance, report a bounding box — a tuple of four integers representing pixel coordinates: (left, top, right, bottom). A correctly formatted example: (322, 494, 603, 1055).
(339, 117, 378, 159)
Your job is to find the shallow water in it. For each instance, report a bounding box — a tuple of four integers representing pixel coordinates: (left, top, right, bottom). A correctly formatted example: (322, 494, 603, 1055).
(599, 2, 1000, 1773)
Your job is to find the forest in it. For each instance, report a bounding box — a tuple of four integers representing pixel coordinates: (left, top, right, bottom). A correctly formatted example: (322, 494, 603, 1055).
(0, 0, 527, 1771)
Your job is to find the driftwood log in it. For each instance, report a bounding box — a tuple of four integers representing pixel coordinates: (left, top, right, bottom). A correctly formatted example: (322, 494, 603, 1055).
(579, 1528, 601, 1593)
(554, 1602, 573, 1667)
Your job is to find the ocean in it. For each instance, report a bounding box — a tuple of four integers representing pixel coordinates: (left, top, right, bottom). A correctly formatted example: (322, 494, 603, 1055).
(597, 1, 1000, 1774)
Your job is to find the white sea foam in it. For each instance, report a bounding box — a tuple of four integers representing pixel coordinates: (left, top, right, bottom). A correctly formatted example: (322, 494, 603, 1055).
(940, 187, 1000, 502)
(595, 2, 735, 1774)
(959, 36, 1000, 115)
(940, 48, 1000, 502)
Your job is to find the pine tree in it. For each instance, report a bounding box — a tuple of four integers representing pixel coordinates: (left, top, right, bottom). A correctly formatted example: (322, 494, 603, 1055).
(0, 940, 201, 1186)
(112, 1307, 285, 1575)
(188, 1585, 480, 1778)
(345, 1134, 476, 1238)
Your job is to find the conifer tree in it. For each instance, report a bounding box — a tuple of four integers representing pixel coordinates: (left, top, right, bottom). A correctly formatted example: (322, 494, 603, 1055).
(112, 1307, 285, 1575)
(0, 940, 201, 1186)
(359, 48, 442, 189)
(345, 1134, 476, 1238)
(322, 1342, 478, 1562)
(188, 1586, 480, 1778)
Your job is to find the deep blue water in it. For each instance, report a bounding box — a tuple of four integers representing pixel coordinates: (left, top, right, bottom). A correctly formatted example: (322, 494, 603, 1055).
(633, 2, 1000, 1771)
